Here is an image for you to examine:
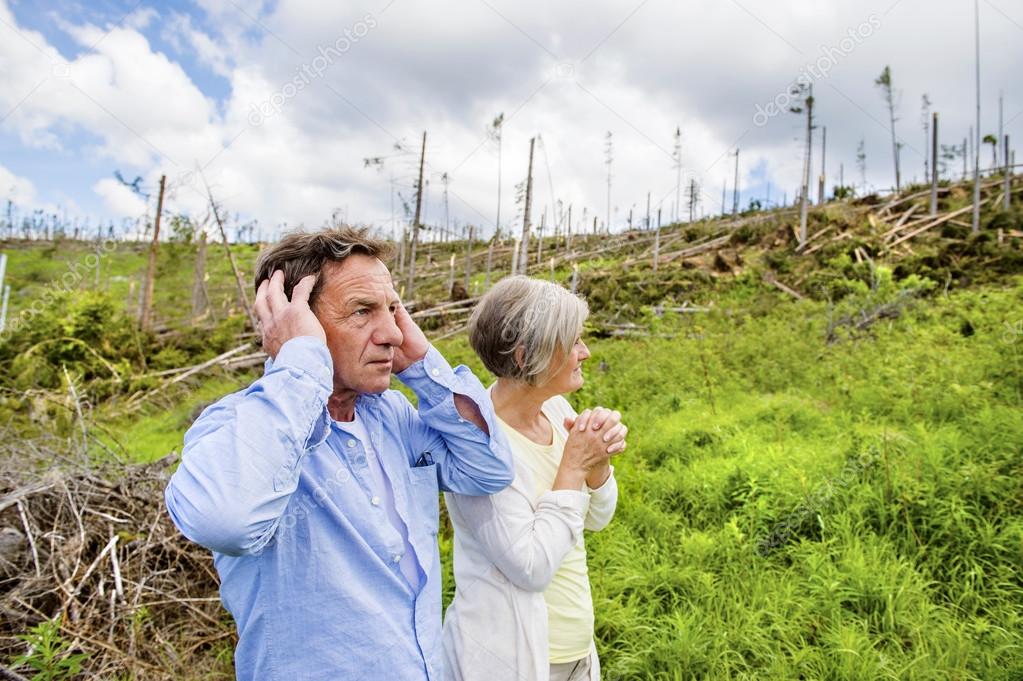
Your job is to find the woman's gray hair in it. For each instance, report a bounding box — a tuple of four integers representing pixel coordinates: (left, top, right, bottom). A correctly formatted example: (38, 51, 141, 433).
(469, 276, 589, 386)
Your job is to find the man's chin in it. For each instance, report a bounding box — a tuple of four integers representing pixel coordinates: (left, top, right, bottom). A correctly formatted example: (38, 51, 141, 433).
(357, 376, 392, 395)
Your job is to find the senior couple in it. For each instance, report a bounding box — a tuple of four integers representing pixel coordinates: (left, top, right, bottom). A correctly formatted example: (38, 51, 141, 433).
(165, 228, 626, 681)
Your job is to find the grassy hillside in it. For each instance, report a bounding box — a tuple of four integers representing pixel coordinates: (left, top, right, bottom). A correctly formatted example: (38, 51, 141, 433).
(1, 183, 1022, 678)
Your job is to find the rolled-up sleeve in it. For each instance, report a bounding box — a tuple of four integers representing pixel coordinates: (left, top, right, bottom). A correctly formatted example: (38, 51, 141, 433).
(396, 346, 514, 495)
(164, 336, 333, 556)
(584, 465, 618, 531)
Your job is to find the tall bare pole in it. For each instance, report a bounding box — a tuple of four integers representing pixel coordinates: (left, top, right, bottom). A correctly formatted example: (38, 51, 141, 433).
(972, 0, 981, 234)
(206, 179, 258, 332)
(140, 174, 166, 331)
(407, 131, 427, 295)
(464, 225, 475, 291)
(673, 127, 682, 222)
(519, 136, 535, 274)
(998, 92, 1003, 168)
(875, 66, 901, 192)
(653, 208, 661, 273)
(1005, 135, 1012, 211)
(930, 112, 940, 216)
(566, 204, 573, 252)
(491, 113, 504, 240)
(604, 132, 613, 232)
(798, 85, 815, 247)
(731, 148, 740, 215)
(0, 284, 9, 334)
(818, 126, 827, 205)
(0, 253, 7, 333)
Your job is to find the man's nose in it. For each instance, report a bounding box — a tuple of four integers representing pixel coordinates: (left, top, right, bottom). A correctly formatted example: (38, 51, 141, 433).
(578, 342, 591, 360)
(375, 312, 403, 347)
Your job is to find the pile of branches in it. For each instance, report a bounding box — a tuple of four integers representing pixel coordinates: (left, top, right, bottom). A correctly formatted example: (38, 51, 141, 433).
(0, 442, 233, 679)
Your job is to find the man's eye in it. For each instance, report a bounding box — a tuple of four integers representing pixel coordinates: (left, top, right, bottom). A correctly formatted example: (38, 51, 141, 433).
(355, 309, 369, 316)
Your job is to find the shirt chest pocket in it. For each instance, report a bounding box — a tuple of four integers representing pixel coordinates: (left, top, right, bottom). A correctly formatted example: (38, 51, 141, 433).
(407, 463, 440, 536)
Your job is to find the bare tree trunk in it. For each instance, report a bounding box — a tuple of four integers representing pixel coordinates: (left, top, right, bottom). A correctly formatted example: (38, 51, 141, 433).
(818, 126, 827, 205)
(653, 208, 661, 273)
(447, 254, 455, 297)
(1005, 135, 1012, 211)
(0, 284, 9, 334)
(408, 131, 427, 296)
(732, 149, 740, 215)
(140, 174, 166, 331)
(519, 137, 535, 275)
(192, 232, 208, 320)
(464, 225, 474, 292)
(484, 236, 494, 289)
(566, 204, 573, 253)
(972, 0, 981, 233)
(799, 89, 814, 247)
(930, 113, 940, 216)
(536, 212, 544, 266)
(207, 184, 258, 332)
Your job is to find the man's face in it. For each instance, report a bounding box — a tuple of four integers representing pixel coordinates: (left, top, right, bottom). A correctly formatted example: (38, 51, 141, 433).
(313, 255, 403, 396)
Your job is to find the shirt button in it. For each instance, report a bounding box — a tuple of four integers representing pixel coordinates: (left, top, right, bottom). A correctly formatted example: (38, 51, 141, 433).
(430, 368, 439, 377)
(371, 496, 381, 506)
(391, 553, 402, 563)
(346, 439, 356, 448)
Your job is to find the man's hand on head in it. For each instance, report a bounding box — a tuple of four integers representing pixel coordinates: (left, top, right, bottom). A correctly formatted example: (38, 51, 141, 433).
(255, 271, 327, 359)
(391, 301, 429, 374)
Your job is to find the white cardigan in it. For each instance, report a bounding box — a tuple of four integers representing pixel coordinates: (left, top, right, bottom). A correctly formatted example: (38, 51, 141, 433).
(442, 394, 618, 681)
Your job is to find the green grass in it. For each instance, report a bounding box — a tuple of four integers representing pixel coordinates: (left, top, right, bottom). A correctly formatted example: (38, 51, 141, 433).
(97, 374, 255, 463)
(2, 232, 1021, 679)
(429, 280, 1023, 680)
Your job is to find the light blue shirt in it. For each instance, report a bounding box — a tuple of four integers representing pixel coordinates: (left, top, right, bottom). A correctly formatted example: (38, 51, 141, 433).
(342, 409, 419, 589)
(164, 336, 514, 680)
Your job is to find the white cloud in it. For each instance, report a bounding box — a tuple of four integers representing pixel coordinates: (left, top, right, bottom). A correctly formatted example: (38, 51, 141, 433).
(0, 0, 1020, 235)
(92, 177, 147, 217)
(0, 163, 37, 207)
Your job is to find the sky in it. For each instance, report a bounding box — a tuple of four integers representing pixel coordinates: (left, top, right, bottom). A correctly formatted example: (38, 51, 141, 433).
(0, 0, 1021, 240)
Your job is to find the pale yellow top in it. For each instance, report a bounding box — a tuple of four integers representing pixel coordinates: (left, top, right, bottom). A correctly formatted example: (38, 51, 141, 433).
(495, 407, 594, 664)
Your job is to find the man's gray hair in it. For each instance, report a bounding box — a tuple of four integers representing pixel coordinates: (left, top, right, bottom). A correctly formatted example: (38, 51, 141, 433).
(253, 227, 393, 310)
(468, 276, 589, 386)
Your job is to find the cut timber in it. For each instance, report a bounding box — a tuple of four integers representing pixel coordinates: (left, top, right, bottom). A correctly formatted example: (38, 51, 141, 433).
(168, 343, 252, 386)
(803, 231, 851, 256)
(894, 204, 920, 229)
(657, 233, 732, 264)
(409, 297, 479, 319)
(763, 271, 805, 300)
(888, 203, 979, 248)
(795, 224, 834, 251)
(879, 204, 922, 240)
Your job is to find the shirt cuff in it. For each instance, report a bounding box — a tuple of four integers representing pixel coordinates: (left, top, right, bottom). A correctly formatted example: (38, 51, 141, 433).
(267, 336, 334, 393)
(396, 344, 472, 405)
(265, 336, 333, 450)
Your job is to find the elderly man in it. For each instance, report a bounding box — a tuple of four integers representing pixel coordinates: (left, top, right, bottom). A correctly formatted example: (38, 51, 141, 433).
(164, 228, 514, 680)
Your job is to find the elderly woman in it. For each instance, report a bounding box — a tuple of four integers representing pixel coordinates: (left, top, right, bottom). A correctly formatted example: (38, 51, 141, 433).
(442, 276, 624, 681)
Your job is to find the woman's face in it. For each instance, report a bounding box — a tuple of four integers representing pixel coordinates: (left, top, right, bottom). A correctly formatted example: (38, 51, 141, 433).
(543, 334, 590, 395)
